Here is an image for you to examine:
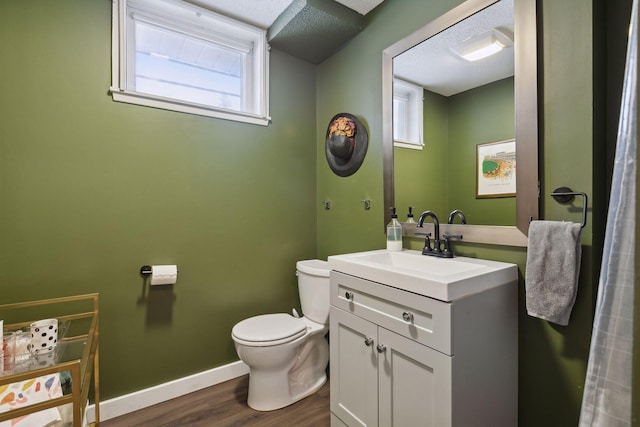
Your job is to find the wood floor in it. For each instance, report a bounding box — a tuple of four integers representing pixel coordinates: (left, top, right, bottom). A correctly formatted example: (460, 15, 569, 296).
(100, 375, 330, 427)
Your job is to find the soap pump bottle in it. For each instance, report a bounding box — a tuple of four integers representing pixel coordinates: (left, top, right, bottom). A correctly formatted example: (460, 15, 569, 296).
(386, 207, 403, 251)
(406, 206, 416, 224)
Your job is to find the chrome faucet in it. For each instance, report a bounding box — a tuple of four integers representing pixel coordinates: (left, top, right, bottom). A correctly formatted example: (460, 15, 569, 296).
(447, 209, 467, 224)
(417, 211, 441, 256)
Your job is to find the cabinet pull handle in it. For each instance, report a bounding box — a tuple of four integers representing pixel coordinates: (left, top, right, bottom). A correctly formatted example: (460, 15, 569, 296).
(376, 344, 387, 353)
(402, 311, 414, 322)
(345, 291, 354, 301)
(364, 337, 374, 347)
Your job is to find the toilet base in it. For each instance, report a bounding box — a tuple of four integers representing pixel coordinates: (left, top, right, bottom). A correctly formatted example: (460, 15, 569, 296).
(243, 331, 329, 411)
(248, 372, 327, 411)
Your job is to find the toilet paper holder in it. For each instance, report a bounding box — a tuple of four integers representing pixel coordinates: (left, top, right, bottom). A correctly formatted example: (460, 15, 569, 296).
(140, 265, 180, 275)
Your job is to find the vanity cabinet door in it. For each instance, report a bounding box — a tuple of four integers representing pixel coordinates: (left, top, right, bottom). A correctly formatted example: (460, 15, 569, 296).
(330, 307, 379, 427)
(377, 327, 452, 427)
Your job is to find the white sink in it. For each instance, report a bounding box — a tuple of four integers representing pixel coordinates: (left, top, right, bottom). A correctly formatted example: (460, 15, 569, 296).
(328, 249, 517, 301)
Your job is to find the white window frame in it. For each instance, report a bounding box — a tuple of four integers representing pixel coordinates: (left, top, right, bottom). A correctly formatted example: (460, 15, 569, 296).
(393, 78, 424, 149)
(111, 0, 270, 126)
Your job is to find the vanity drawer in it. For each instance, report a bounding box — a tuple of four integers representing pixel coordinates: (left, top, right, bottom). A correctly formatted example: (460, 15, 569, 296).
(330, 271, 453, 355)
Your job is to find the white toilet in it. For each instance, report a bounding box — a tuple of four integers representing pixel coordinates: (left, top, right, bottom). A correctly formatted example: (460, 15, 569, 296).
(231, 259, 331, 411)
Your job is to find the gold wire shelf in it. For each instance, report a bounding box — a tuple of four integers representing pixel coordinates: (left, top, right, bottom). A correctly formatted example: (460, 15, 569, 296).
(1, 294, 100, 427)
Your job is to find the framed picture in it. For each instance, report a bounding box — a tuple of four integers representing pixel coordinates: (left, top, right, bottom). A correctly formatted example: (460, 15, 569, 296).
(476, 139, 516, 198)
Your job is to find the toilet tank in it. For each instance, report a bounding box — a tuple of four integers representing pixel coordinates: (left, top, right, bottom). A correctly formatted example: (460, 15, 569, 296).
(296, 260, 331, 325)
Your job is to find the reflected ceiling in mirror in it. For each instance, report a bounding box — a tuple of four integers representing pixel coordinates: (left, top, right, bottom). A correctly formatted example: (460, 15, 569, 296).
(393, 0, 513, 97)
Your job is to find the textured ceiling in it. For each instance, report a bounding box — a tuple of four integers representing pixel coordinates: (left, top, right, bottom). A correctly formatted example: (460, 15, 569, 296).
(334, 0, 384, 15)
(187, 0, 382, 29)
(267, 0, 364, 63)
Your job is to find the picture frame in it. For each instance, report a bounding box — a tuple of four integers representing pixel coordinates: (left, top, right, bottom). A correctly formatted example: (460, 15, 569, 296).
(476, 139, 516, 198)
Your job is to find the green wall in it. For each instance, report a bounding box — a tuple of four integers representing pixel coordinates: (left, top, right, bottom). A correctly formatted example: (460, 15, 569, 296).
(316, 0, 607, 425)
(316, 0, 464, 257)
(1, 0, 634, 425)
(448, 77, 515, 225)
(395, 77, 515, 225)
(0, 0, 317, 399)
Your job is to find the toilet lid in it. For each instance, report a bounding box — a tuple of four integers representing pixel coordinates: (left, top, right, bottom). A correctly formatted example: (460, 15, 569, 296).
(296, 259, 330, 277)
(232, 313, 306, 344)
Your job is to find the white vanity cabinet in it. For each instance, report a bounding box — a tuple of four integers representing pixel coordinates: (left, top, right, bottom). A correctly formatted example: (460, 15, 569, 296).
(329, 270, 517, 427)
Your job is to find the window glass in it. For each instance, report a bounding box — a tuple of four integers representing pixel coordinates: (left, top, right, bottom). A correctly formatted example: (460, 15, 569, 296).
(393, 94, 409, 141)
(393, 79, 424, 149)
(111, 0, 269, 125)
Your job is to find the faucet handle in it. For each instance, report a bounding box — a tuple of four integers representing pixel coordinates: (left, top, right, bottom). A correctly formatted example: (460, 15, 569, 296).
(415, 232, 433, 254)
(443, 233, 463, 240)
(416, 232, 433, 255)
(442, 233, 463, 258)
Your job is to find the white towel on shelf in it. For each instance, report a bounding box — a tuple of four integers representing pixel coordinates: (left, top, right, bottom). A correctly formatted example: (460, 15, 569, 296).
(525, 220, 582, 325)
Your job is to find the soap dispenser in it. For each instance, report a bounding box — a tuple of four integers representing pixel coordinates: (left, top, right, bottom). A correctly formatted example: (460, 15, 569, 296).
(406, 206, 416, 224)
(386, 207, 403, 251)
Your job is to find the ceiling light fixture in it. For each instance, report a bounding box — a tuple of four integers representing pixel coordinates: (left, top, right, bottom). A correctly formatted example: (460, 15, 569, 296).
(451, 28, 513, 61)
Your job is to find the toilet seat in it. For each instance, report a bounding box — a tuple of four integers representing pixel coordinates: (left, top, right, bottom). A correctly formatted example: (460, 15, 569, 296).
(232, 313, 307, 347)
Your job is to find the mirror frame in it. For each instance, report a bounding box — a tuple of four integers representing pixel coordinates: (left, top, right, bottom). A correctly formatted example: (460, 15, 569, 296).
(382, 0, 538, 247)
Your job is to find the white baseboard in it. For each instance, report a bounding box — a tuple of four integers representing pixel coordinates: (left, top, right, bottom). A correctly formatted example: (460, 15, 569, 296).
(86, 360, 249, 423)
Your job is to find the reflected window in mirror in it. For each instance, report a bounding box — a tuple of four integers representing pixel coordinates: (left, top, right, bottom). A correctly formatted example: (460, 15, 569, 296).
(393, 78, 424, 150)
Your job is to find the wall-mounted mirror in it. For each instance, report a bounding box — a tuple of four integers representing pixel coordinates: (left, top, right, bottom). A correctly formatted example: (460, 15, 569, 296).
(382, 0, 538, 246)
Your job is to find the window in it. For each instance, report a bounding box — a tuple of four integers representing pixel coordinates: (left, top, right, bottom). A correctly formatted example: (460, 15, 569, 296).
(393, 78, 423, 149)
(111, 0, 270, 125)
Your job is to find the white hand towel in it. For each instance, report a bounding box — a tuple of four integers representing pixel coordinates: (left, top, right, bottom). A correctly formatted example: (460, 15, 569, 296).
(525, 220, 582, 325)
